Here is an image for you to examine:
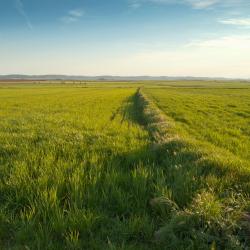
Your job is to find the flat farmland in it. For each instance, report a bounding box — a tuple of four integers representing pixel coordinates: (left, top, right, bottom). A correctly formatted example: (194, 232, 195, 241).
(0, 82, 249, 249)
(144, 83, 250, 161)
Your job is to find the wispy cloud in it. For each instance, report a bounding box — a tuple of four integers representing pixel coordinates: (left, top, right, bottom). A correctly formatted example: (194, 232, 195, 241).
(219, 18, 250, 27)
(14, 0, 33, 30)
(186, 35, 250, 49)
(186, 0, 219, 9)
(61, 9, 84, 24)
(129, 2, 142, 9)
(129, 0, 249, 10)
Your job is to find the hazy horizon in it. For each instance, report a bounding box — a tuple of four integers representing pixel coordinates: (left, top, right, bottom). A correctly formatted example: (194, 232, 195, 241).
(1, 74, 250, 80)
(1, 0, 250, 78)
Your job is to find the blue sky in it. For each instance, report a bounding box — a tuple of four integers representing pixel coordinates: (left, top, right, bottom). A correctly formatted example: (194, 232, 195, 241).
(1, 0, 250, 77)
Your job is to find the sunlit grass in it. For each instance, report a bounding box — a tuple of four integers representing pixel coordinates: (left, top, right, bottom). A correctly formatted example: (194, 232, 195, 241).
(144, 84, 250, 161)
(0, 82, 249, 249)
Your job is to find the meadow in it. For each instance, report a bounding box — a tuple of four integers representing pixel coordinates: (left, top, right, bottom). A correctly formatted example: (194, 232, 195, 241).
(0, 81, 249, 249)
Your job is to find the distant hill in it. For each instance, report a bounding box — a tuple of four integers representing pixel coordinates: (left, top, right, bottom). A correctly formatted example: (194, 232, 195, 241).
(0, 75, 248, 81)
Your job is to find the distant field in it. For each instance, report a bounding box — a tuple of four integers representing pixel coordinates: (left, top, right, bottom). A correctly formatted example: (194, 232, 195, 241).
(0, 82, 249, 249)
(144, 84, 250, 161)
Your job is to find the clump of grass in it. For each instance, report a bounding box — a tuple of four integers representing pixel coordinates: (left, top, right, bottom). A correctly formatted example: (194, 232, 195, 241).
(153, 191, 248, 250)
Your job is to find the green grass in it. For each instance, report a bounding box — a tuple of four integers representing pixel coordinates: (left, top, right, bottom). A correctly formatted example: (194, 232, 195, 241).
(0, 82, 249, 249)
(143, 84, 250, 161)
(142, 83, 250, 249)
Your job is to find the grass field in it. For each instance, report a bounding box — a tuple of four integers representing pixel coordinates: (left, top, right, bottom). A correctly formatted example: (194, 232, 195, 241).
(0, 82, 249, 249)
(144, 83, 250, 161)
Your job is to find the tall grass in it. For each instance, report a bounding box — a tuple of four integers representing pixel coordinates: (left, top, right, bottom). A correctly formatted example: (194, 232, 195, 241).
(0, 82, 249, 249)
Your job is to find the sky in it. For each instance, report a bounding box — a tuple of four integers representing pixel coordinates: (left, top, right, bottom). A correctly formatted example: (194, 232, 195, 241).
(0, 0, 250, 78)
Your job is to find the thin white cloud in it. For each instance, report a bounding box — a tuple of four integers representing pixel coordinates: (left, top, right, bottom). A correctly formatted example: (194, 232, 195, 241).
(219, 18, 250, 27)
(14, 0, 33, 30)
(186, 0, 219, 9)
(130, 0, 250, 10)
(69, 9, 84, 17)
(130, 3, 142, 9)
(61, 9, 84, 24)
(186, 35, 250, 49)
